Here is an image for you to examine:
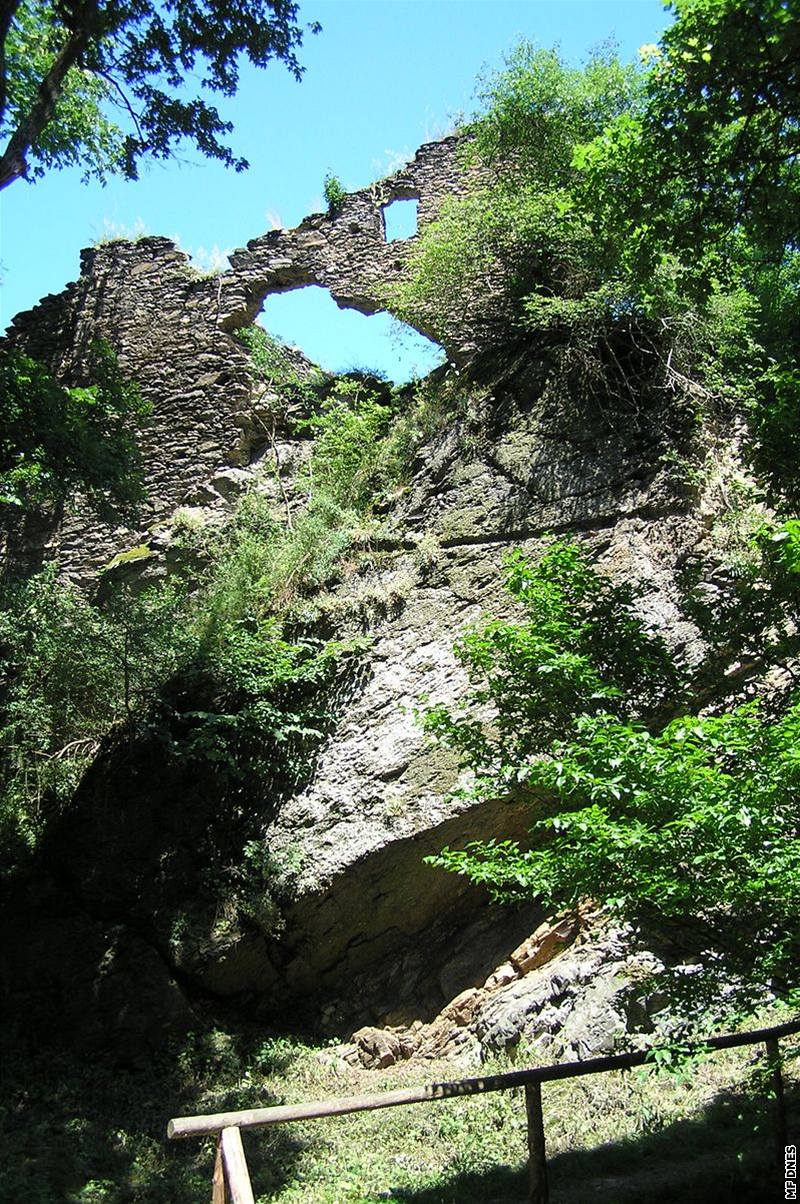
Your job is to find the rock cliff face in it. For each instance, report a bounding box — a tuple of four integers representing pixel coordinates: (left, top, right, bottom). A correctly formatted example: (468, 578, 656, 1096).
(0, 134, 734, 1059)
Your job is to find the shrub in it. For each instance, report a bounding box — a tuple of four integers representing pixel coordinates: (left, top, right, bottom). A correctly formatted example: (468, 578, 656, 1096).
(424, 541, 800, 1016)
(390, 46, 640, 346)
(0, 569, 190, 858)
(300, 377, 402, 511)
(423, 540, 684, 791)
(391, 24, 800, 503)
(235, 324, 321, 394)
(323, 171, 346, 214)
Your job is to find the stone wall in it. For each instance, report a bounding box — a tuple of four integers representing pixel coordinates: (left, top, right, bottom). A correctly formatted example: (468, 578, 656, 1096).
(3, 238, 254, 577)
(217, 135, 470, 336)
(2, 135, 473, 580)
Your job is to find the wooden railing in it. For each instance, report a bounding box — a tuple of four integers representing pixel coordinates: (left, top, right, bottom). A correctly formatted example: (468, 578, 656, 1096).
(167, 1016, 799, 1203)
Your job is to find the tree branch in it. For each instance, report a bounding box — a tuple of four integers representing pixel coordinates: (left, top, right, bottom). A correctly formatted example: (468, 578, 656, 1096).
(0, 14, 92, 190)
(96, 67, 143, 143)
(0, 0, 25, 126)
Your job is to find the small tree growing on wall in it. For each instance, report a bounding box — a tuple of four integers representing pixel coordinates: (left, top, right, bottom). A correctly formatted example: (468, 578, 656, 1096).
(323, 171, 346, 215)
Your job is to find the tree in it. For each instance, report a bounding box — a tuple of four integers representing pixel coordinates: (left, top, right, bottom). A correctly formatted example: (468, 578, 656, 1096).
(0, 0, 320, 191)
(399, 0, 800, 328)
(0, 339, 150, 517)
(574, 0, 800, 289)
(390, 45, 643, 347)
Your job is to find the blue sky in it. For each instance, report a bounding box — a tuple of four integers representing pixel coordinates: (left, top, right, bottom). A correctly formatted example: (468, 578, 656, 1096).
(1, 0, 671, 380)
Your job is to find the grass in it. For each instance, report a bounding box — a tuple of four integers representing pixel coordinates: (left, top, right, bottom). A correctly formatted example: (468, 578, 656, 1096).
(2, 1011, 796, 1203)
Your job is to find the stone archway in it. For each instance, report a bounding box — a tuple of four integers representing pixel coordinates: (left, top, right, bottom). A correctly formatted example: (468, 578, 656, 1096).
(259, 284, 445, 383)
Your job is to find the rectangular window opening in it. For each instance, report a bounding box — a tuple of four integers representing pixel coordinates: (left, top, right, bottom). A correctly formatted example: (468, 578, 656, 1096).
(382, 198, 419, 242)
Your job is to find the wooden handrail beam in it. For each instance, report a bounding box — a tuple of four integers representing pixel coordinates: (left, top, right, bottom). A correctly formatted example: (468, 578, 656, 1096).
(167, 1015, 800, 1140)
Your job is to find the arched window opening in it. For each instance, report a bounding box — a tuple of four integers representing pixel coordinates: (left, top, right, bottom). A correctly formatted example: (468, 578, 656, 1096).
(258, 285, 444, 384)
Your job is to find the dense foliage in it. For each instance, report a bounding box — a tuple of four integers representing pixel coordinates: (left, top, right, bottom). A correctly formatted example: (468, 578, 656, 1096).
(0, 0, 319, 190)
(237, 324, 450, 519)
(0, 569, 189, 853)
(299, 376, 405, 511)
(0, 340, 149, 516)
(390, 46, 640, 348)
(579, 0, 800, 274)
(0, 493, 363, 865)
(392, 0, 800, 504)
(426, 542, 800, 1014)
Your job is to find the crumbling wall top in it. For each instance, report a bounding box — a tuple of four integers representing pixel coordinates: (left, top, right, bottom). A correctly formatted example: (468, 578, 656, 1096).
(2, 134, 476, 579)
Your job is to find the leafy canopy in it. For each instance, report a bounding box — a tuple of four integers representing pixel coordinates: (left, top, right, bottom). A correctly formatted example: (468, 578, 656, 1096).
(591, 0, 800, 269)
(0, 0, 320, 190)
(393, 2, 800, 505)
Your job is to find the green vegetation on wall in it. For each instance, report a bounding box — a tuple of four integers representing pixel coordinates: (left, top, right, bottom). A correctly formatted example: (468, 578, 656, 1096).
(0, 340, 149, 517)
(234, 325, 322, 395)
(0, 499, 363, 868)
(0, 331, 466, 868)
(323, 172, 347, 214)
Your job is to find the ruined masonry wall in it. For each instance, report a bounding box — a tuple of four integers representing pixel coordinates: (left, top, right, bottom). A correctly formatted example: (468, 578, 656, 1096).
(3, 135, 471, 579)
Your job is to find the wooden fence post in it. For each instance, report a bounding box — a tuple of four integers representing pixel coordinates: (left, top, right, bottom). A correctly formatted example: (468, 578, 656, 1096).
(211, 1134, 227, 1204)
(525, 1082, 548, 1204)
(220, 1126, 255, 1204)
(765, 1037, 787, 1191)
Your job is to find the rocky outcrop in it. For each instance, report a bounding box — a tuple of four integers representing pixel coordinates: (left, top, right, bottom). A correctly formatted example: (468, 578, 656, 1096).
(0, 338, 717, 1054)
(337, 911, 667, 1069)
